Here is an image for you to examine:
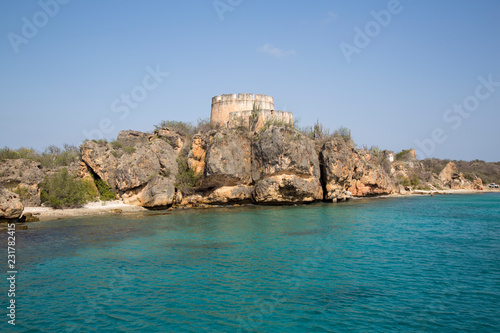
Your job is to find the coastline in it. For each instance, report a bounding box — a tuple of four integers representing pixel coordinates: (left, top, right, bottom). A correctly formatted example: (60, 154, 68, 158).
(11, 188, 499, 222)
(21, 200, 148, 221)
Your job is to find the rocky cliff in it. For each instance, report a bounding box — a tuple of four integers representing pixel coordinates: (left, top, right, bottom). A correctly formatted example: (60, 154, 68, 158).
(0, 125, 492, 216)
(0, 185, 24, 220)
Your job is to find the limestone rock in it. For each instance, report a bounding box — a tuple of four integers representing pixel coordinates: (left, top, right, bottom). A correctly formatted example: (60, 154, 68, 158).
(0, 159, 44, 206)
(251, 127, 322, 203)
(116, 130, 150, 147)
(154, 127, 186, 156)
(438, 162, 483, 190)
(252, 126, 320, 181)
(19, 212, 40, 222)
(204, 130, 252, 186)
(253, 174, 322, 204)
(320, 138, 394, 200)
(122, 174, 176, 208)
(81, 140, 119, 190)
(117, 139, 178, 207)
(0, 186, 24, 220)
(439, 162, 460, 183)
(188, 134, 206, 175)
(204, 185, 253, 205)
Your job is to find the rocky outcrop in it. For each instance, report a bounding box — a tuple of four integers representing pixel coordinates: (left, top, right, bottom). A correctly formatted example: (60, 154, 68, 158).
(319, 138, 356, 201)
(0, 159, 45, 206)
(0, 186, 23, 220)
(439, 162, 483, 190)
(188, 134, 206, 175)
(116, 139, 178, 207)
(81, 141, 119, 190)
(320, 138, 394, 201)
(116, 130, 150, 147)
(439, 162, 460, 183)
(251, 127, 322, 203)
(154, 127, 186, 156)
(204, 130, 252, 186)
(81, 132, 179, 208)
(205, 185, 253, 204)
(253, 175, 322, 203)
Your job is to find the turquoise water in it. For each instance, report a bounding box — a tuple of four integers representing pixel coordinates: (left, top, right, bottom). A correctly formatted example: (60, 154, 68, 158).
(3, 193, 500, 332)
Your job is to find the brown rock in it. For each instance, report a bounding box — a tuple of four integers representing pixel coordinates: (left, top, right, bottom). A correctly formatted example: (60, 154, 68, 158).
(253, 174, 322, 204)
(205, 185, 253, 205)
(188, 134, 206, 175)
(0, 159, 44, 206)
(0, 186, 24, 220)
(251, 126, 322, 204)
(154, 127, 186, 156)
(116, 130, 150, 147)
(81, 140, 119, 190)
(19, 212, 40, 222)
(204, 130, 252, 186)
(320, 138, 394, 200)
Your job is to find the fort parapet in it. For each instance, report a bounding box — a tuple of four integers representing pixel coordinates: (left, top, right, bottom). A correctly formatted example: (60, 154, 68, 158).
(210, 93, 293, 130)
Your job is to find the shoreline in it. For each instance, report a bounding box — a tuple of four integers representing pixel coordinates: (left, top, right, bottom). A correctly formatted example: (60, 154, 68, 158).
(8, 189, 500, 223)
(21, 200, 148, 221)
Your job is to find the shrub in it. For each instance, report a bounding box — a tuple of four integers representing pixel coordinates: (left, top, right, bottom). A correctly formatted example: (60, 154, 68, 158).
(175, 153, 201, 195)
(397, 175, 411, 187)
(94, 178, 116, 201)
(410, 173, 420, 186)
(39, 168, 97, 208)
(155, 120, 196, 137)
(333, 126, 351, 143)
(111, 140, 124, 150)
(123, 146, 136, 154)
(0, 144, 80, 167)
(155, 118, 218, 137)
(396, 149, 413, 161)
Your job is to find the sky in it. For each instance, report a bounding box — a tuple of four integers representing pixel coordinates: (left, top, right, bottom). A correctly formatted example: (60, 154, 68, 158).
(1, 0, 499, 161)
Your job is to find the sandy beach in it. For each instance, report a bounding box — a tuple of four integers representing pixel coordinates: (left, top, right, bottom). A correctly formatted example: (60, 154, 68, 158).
(21, 200, 148, 221)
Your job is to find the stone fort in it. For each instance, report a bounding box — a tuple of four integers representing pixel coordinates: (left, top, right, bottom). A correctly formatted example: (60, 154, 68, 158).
(210, 93, 293, 130)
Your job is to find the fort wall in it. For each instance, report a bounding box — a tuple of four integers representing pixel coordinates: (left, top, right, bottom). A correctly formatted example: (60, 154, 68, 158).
(210, 94, 275, 126)
(228, 109, 293, 130)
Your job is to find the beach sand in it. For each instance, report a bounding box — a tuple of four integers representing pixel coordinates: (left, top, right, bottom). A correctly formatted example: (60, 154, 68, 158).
(22, 200, 148, 221)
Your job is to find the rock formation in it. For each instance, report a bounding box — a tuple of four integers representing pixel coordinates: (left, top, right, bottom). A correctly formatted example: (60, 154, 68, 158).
(204, 130, 252, 186)
(320, 138, 394, 201)
(439, 162, 483, 190)
(0, 185, 24, 220)
(0, 159, 44, 206)
(80, 134, 178, 208)
(0, 122, 493, 213)
(251, 127, 323, 203)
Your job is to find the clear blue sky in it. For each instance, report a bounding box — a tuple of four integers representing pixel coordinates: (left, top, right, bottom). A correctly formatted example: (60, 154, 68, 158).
(1, 0, 499, 161)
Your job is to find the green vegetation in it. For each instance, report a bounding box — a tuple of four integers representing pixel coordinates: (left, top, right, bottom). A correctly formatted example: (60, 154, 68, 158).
(397, 175, 411, 187)
(94, 178, 116, 201)
(396, 149, 413, 161)
(175, 152, 201, 195)
(39, 168, 97, 208)
(155, 118, 217, 138)
(0, 144, 80, 167)
(111, 140, 124, 150)
(422, 158, 500, 185)
(410, 173, 419, 186)
(300, 120, 352, 145)
(249, 102, 260, 130)
(123, 146, 136, 154)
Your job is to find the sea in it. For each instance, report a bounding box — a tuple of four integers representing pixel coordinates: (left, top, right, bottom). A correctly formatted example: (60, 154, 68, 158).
(2, 193, 500, 332)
